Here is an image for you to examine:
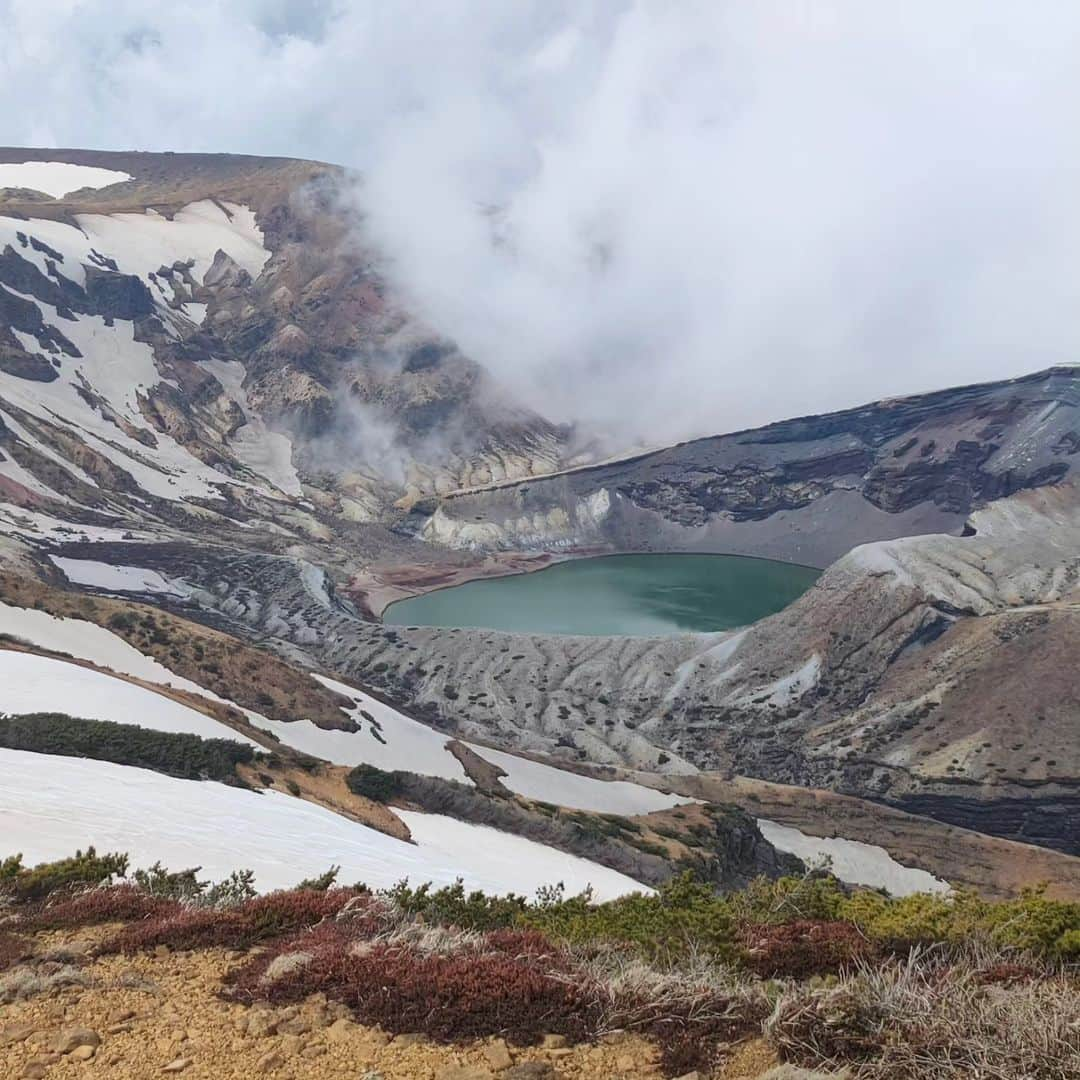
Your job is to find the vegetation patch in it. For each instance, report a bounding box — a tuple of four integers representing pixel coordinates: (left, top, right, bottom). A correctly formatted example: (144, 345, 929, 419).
(2, 849, 1079, 1077)
(0, 848, 128, 903)
(0, 931, 31, 973)
(0, 712, 258, 784)
(345, 762, 405, 802)
(101, 887, 365, 954)
(228, 921, 599, 1046)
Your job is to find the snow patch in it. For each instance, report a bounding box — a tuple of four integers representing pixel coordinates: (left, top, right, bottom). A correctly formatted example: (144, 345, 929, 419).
(398, 811, 651, 901)
(202, 359, 302, 496)
(50, 557, 185, 597)
(77, 200, 270, 282)
(756, 819, 949, 896)
(0, 749, 648, 897)
(0, 162, 131, 198)
(465, 743, 692, 814)
(0, 506, 146, 544)
(740, 654, 821, 707)
(0, 651, 261, 748)
(251, 673, 471, 784)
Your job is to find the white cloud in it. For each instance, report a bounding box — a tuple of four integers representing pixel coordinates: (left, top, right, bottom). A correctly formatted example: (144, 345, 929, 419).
(2, 1, 1078, 445)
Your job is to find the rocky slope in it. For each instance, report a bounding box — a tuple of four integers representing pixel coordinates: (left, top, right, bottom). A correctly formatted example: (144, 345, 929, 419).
(0, 147, 573, 563)
(0, 147, 1076, 876)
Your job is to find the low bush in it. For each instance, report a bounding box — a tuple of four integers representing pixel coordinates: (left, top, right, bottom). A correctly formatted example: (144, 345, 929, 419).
(381, 879, 527, 931)
(0, 713, 257, 784)
(739, 920, 876, 978)
(102, 887, 364, 954)
(230, 921, 598, 1045)
(345, 763, 405, 802)
(30, 885, 180, 929)
(523, 873, 736, 960)
(0, 931, 31, 973)
(0, 848, 128, 902)
(839, 885, 1080, 959)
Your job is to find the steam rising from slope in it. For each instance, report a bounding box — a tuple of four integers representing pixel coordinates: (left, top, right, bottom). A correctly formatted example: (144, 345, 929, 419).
(3, 2, 1079, 444)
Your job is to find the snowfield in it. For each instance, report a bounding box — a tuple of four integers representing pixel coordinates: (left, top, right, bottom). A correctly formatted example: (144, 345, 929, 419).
(77, 200, 269, 281)
(0, 749, 649, 899)
(0, 161, 131, 197)
(756, 819, 949, 896)
(0, 598, 688, 816)
(0, 650, 261, 748)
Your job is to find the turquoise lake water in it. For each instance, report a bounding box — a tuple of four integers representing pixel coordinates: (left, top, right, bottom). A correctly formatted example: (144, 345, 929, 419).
(384, 553, 820, 636)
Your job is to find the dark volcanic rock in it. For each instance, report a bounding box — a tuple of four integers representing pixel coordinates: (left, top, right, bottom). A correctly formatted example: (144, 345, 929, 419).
(83, 265, 154, 320)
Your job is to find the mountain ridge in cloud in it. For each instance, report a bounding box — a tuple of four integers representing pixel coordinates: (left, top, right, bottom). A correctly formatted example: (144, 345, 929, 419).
(3, 0, 1078, 446)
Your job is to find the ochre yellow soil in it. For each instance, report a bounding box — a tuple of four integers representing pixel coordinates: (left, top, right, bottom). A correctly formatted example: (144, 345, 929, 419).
(0, 927, 782, 1080)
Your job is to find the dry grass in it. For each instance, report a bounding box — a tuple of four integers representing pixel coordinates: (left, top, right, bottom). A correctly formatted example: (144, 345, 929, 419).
(766, 945, 1080, 1079)
(0, 962, 89, 1004)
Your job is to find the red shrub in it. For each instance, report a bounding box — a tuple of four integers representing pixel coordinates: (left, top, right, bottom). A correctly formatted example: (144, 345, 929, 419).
(739, 920, 876, 978)
(277, 944, 596, 1043)
(972, 962, 1038, 986)
(30, 886, 180, 930)
(227, 922, 595, 1045)
(102, 888, 367, 954)
(481, 928, 563, 958)
(0, 931, 31, 972)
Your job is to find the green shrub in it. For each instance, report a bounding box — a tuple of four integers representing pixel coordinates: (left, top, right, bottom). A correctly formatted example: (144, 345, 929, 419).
(132, 862, 209, 901)
(380, 879, 528, 931)
(346, 763, 405, 802)
(296, 866, 340, 892)
(0, 847, 128, 902)
(0, 712, 257, 783)
(834, 884, 1080, 959)
(523, 872, 735, 959)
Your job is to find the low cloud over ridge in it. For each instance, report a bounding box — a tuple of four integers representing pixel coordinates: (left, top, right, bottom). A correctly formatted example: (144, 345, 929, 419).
(3, 1, 1079, 444)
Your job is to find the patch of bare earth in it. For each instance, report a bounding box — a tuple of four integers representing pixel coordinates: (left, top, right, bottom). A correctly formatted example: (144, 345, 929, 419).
(0, 927, 680, 1080)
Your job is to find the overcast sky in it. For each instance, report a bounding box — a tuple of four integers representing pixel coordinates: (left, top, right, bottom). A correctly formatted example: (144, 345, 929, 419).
(2, 1, 1079, 443)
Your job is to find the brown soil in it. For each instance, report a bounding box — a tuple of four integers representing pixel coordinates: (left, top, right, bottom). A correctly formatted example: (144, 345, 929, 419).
(0, 927, 690, 1080)
(445, 741, 510, 795)
(237, 761, 413, 843)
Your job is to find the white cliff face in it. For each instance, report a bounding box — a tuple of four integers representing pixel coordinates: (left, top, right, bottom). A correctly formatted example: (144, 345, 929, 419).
(422, 488, 612, 550)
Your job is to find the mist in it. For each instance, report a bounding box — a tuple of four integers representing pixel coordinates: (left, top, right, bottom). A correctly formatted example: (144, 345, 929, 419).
(3, 1, 1079, 445)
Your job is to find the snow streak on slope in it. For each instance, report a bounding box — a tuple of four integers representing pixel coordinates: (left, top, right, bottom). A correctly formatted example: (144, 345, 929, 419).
(0, 200, 277, 506)
(50, 557, 186, 596)
(0, 162, 131, 197)
(0, 650, 261, 748)
(756, 819, 948, 896)
(203, 359, 302, 497)
(0, 295, 236, 502)
(0, 749, 648, 898)
(466, 743, 689, 815)
(77, 201, 269, 281)
(252, 673, 470, 783)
